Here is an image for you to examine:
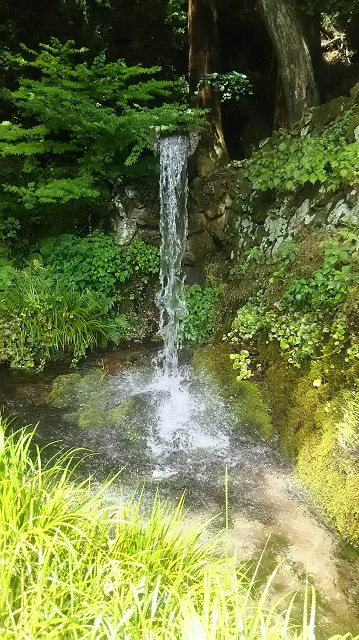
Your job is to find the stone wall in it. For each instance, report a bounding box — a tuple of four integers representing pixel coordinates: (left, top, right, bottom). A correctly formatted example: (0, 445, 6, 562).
(110, 87, 359, 271)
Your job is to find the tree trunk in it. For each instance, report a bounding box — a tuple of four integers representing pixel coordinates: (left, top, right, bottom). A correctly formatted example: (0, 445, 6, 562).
(188, 0, 228, 176)
(258, 0, 319, 126)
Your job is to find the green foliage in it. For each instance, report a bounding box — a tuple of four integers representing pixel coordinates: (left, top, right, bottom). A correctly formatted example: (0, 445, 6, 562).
(247, 108, 359, 191)
(0, 232, 161, 368)
(0, 269, 125, 369)
(0, 39, 204, 227)
(303, 0, 359, 17)
(229, 349, 252, 380)
(0, 215, 20, 240)
(179, 284, 218, 344)
(41, 231, 159, 309)
(0, 263, 16, 291)
(0, 422, 356, 638)
(228, 231, 359, 380)
(197, 71, 253, 103)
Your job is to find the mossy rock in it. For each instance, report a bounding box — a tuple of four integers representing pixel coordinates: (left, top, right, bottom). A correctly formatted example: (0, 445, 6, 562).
(297, 420, 359, 546)
(281, 378, 321, 458)
(350, 82, 359, 103)
(68, 398, 135, 430)
(256, 342, 302, 454)
(122, 424, 148, 443)
(48, 373, 82, 408)
(48, 368, 112, 411)
(192, 345, 272, 438)
(346, 111, 359, 142)
(311, 96, 352, 128)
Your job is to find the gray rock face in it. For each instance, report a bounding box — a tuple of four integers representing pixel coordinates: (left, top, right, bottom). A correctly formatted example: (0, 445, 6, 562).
(185, 231, 216, 265)
(111, 216, 137, 246)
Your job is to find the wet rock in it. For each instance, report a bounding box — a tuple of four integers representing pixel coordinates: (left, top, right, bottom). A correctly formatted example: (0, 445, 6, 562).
(136, 228, 161, 245)
(311, 96, 352, 128)
(205, 201, 226, 220)
(188, 211, 207, 234)
(112, 217, 137, 246)
(48, 369, 111, 411)
(207, 214, 227, 242)
(183, 263, 206, 286)
(185, 231, 216, 264)
(129, 205, 159, 228)
(48, 373, 82, 408)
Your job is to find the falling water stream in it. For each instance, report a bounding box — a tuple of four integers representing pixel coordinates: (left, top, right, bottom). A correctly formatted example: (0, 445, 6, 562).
(155, 134, 188, 378)
(1, 136, 359, 636)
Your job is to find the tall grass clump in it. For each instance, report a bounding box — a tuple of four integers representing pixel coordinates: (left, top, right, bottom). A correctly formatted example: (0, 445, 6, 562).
(0, 422, 358, 639)
(0, 270, 126, 368)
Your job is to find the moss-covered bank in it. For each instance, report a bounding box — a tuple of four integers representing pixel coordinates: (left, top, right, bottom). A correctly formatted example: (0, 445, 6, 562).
(194, 341, 359, 548)
(192, 345, 272, 439)
(259, 347, 359, 546)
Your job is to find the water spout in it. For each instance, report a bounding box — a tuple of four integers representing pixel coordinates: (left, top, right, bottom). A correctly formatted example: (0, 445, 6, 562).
(155, 135, 189, 378)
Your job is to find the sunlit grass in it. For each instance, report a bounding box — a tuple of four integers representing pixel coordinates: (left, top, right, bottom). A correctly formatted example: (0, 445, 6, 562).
(0, 423, 358, 639)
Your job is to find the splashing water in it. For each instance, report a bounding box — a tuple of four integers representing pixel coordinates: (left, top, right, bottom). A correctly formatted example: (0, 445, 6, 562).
(155, 135, 189, 378)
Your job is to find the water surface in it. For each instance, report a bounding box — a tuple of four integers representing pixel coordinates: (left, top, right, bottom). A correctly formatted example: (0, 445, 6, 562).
(0, 347, 358, 637)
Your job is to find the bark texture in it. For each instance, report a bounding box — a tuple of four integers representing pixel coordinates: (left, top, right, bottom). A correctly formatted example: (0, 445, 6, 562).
(258, 0, 319, 126)
(188, 0, 228, 176)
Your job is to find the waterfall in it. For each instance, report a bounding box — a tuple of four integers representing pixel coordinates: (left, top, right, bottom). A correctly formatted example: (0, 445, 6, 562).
(155, 135, 189, 378)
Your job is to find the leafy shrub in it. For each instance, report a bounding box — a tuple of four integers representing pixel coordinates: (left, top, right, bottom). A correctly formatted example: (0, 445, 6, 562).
(197, 71, 253, 102)
(247, 107, 359, 192)
(41, 231, 160, 309)
(228, 231, 359, 381)
(179, 284, 218, 344)
(0, 270, 125, 369)
(0, 39, 204, 230)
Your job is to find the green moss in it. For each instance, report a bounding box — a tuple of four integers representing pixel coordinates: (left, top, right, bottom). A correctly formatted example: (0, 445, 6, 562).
(108, 400, 133, 424)
(76, 406, 107, 429)
(122, 424, 147, 443)
(282, 378, 321, 458)
(67, 397, 135, 430)
(192, 345, 273, 438)
(297, 413, 359, 546)
(259, 349, 359, 545)
(48, 373, 82, 408)
(258, 352, 301, 456)
(48, 368, 111, 410)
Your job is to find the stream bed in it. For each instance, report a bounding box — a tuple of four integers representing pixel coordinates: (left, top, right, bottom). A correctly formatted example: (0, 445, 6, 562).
(0, 345, 358, 637)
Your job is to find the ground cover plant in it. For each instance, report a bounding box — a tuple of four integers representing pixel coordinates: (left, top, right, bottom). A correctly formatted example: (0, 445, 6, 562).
(0, 269, 126, 369)
(246, 102, 359, 193)
(0, 233, 162, 368)
(38, 232, 160, 311)
(179, 284, 219, 344)
(1, 422, 358, 639)
(227, 231, 359, 385)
